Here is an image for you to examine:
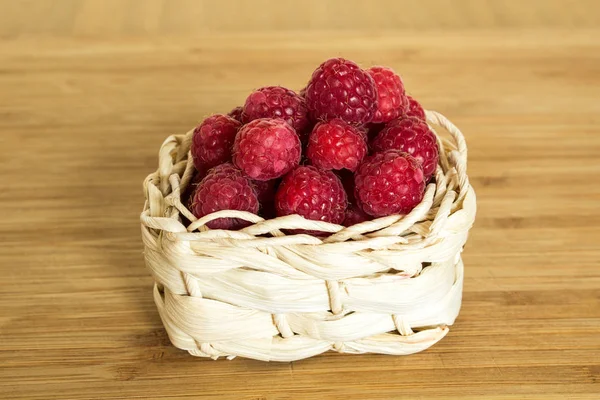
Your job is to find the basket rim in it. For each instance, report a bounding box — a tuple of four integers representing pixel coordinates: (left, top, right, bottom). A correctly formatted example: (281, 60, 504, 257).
(140, 110, 476, 246)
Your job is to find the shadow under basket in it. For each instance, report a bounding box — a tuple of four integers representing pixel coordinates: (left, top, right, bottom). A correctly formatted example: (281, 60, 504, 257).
(140, 110, 476, 362)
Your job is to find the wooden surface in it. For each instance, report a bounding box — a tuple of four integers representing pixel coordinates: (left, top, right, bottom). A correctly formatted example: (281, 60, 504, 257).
(1, 1, 600, 399)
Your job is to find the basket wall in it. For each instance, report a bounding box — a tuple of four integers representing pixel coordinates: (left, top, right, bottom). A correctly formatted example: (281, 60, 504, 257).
(141, 110, 476, 361)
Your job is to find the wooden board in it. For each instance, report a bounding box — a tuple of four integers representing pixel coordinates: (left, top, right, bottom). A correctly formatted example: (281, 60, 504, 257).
(1, 1, 599, 399)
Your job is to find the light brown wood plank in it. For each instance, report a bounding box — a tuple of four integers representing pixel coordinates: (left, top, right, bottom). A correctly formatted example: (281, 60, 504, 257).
(1, 1, 599, 398)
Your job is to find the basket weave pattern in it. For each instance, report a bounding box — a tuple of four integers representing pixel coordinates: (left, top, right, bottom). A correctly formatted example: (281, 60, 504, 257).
(141, 110, 476, 362)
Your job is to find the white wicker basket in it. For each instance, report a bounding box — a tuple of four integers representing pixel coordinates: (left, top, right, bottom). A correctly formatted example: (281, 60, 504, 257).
(140, 110, 476, 362)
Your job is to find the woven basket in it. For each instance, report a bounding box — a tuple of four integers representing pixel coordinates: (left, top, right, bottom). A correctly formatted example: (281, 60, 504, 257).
(141, 110, 476, 362)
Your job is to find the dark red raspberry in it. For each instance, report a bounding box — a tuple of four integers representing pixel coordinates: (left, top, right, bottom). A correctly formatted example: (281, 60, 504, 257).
(365, 123, 385, 141)
(251, 179, 277, 204)
(251, 179, 278, 219)
(233, 118, 301, 181)
(275, 166, 347, 225)
(228, 106, 244, 122)
(241, 86, 309, 135)
(366, 66, 408, 123)
(191, 114, 241, 172)
(190, 163, 259, 230)
(404, 96, 426, 120)
(298, 124, 314, 145)
(305, 58, 378, 125)
(354, 150, 425, 217)
(306, 119, 367, 172)
(371, 117, 439, 180)
(334, 169, 373, 228)
(260, 202, 277, 220)
(343, 203, 372, 226)
(336, 169, 356, 202)
(183, 170, 206, 211)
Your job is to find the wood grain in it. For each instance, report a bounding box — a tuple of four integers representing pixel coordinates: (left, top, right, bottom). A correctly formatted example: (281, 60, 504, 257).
(1, 1, 599, 399)
(2, 0, 600, 37)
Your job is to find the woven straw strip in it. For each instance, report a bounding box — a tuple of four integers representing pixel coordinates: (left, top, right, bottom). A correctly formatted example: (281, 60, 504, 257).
(152, 258, 463, 361)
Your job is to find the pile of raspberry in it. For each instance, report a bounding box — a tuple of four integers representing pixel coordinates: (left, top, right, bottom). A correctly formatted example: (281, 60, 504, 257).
(187, 58, 439, 232)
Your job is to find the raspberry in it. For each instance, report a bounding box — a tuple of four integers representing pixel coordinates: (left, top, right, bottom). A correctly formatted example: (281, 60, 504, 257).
(275, 166, 347, 225)
(366, 66, 408, 123)
(260, 202, 277, 220)
(228, 106, 244, 123)
(191, 114, 241, 172)
(365, 123, 385, 140)
(251, 179, 277, 204)
(336, 169, 356, 202)
(353, 124, 369, 140)
(306, 119, 367, 172)
(190, 163, 259, 230)
(371, 117, 439, 180)
(335, 170, 371, 228)
(233, 118, 301, 181)
(241, 86, 309, 134)
(251, 179, 278, 219)
(343, 203, 372, 226)
(305, 58, 378, 125)
(354, 150, 425, 217)
(183, 170, 206, 211)
(298, 122, 314, 145)
(404, 95, 426, 120)
(189, 168, 206, 190)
